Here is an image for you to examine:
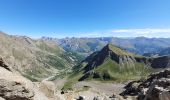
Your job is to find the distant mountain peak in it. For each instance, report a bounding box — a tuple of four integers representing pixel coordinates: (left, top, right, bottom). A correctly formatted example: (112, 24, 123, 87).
(102, 43, 135, 57)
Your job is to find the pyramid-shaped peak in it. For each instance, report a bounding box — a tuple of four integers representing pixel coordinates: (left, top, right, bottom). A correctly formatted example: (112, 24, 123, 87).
(102, 43, 136, 56)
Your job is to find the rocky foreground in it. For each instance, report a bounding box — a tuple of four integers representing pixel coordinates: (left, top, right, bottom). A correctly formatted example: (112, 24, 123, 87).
(121, 69, 170, 100)
(0, 57, 61, 100)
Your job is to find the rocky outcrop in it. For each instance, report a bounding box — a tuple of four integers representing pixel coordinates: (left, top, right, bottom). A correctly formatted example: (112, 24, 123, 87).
(38, 81, 56, 99)
(0, 57, 49, 100)
(0, 79, 34, 100)
(0, 57, 11, 71)
(120, 69, 170, 100)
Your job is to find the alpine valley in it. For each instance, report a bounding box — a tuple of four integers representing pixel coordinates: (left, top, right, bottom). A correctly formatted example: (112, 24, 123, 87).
(1, 31, 170, 100)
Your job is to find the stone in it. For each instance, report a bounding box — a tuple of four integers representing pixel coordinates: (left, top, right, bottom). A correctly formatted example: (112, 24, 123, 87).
(159, 91, 170, 100)
(0, 97, 5, 100)
(0, 79, 34, 100)
(93, 96, 99, 100)
(0, 57, 49, 100)
(38, 81, 56, 99)
(0, 57, 11, 71)
(61, 91, 64, 94)
(77, 95, 85, 100)
(121, 69, 170, 100)
(109, 93, 116, 98)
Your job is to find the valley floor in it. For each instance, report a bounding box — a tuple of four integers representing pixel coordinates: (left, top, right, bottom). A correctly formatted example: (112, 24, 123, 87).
(74, 81, 125, 95)
(54, 79, 126, 100)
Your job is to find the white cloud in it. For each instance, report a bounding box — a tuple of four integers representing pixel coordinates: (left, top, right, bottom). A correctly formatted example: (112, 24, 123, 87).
(76, 28, 170, 38)
(111, 28, 170, 34)
(112, 28, 170, 37)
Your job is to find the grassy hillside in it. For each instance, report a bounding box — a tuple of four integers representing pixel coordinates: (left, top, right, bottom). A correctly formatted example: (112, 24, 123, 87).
(62, 44, 152, 90)
(0, 32, 82, 81)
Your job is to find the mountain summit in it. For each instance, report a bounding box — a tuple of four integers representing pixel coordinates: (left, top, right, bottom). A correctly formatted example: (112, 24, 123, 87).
(81, 43, 140, 73)
(77, 43, 150, 81)
(63, 44, 152, 90)
(71, 44, 170, 84)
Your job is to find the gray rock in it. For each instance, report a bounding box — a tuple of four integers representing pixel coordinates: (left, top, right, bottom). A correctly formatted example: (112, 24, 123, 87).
(0, 79, 34, 100)
(0, 57, 11, 71)
(121, 69, 170, 100)
(0, 97, 5, 100)
(77, 95, 85, 100)
(93, 96, 99, 100)
(159, 91, 170, 100)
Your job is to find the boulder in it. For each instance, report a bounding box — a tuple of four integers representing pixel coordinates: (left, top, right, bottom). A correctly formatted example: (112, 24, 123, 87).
(0, 57, 11, 71)
(93, 96, 99, 100)
(0, 79, 34, 100)
(121, 69, 170, 100)
(0, 57, 49, 100)
(77, 95, 85, 100)
(159, 91, 170, 100)
(38, 81, 56, 99)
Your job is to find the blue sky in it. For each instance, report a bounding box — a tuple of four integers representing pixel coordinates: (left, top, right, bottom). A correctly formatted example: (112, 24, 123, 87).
(0, 0, 170, 38)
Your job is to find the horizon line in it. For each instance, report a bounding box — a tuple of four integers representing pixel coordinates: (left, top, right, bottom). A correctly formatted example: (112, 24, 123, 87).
(1, 28, 170, 39)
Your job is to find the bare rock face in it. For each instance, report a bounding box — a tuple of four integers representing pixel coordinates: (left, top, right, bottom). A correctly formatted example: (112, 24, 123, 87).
(0, 57, 49, 100)
(120, 69, 170, 100)
(0, 57, 11, 71)
(0, 79, 34, 100)
(38, 81, 56, 99)
(0, 57, 34, 100)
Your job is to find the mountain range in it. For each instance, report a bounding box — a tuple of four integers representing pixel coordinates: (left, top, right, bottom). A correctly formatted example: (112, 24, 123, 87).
(42, 36, 170, 57)
(1, 32, 170, 99)
(2, 31, 170, 81)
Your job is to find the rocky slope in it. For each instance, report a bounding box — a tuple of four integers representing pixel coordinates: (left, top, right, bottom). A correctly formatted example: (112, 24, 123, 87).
(0, 57, 49, 100)
(0, 32, 80, 81)
(121, 69, 170, 100)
